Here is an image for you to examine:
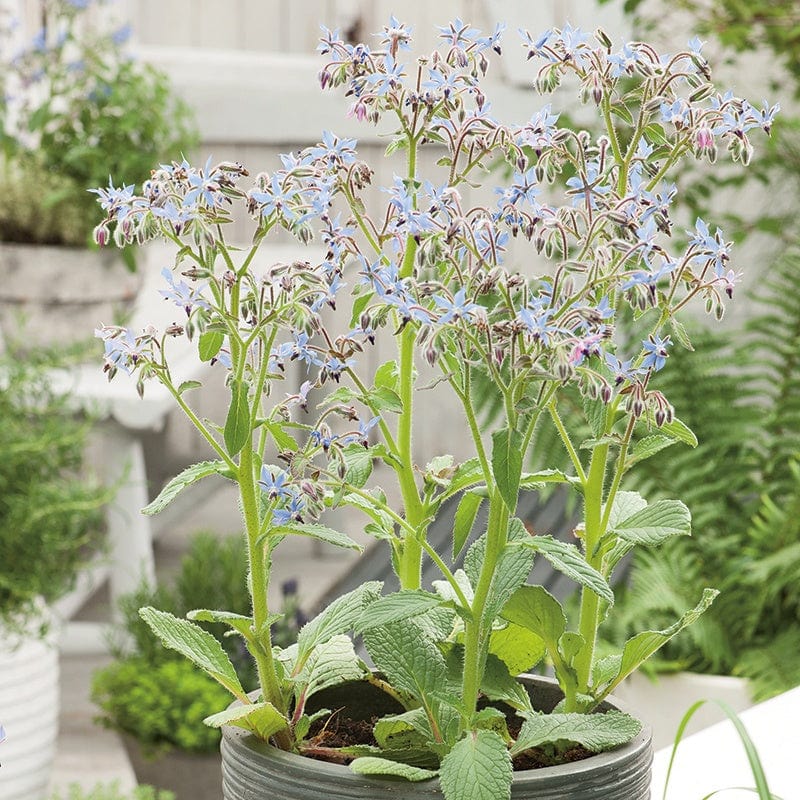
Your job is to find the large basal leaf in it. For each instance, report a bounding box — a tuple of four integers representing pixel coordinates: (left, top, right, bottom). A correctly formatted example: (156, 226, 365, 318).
(374, 708, 431, 750)
(138, 607, 245, 699)
(272, 522, 363, 552)
(439, 729, 512, 800)
(491, 427, 523, 512)
(349, 756, 438, 782)
(296, 582, 381, 666)
(518, 537, 614, 605)
(296, 634, 366, 699)
(203, 701, 287, 741)
(363, 618, 449, 708)
(224, 380, 250, 456)
(356, 590, 444, 632)
(611, 499, 691, 547)
(511, 712, 641, 755)
(596, 588, 719, 698)
(453, 491, 483, 560)
(142, 460, 228, 515)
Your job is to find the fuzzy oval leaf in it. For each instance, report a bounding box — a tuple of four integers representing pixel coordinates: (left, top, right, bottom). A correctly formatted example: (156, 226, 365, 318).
(204, 701, 287, 740)
(224, 381, 250, 456)
(272, 522, 362, 552)
(298, 634, 367, 699)
(453, 491, 483, 560)
(652, 415, 698, 447)
(605, 491, 648, 530)
(439, 729, 512, 800)
(296, 581, 382, 664)
(627, 434, 678, 469)
(492, 428, 523, 511)
(612, 499, 691, 546)
(356, 590, 444, 632)
(187, 609, 256, 640)
(520, 537, 614, 605)
(349, 756, 438, 782)
(501, 585, 567, 648)
(342, 444, 373, 488)
(198, 330, 224, 362)
(142, 460, 228, 515)
(489, 623, 546, 675)
(138, 607, 244, 699)
(511, 712, 641, 755)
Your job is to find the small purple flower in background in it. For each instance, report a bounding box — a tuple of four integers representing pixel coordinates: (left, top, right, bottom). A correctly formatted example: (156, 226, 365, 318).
(568, 332, 604, 367)
(641, 334, 672, 372)
(111, 24, 131, 45)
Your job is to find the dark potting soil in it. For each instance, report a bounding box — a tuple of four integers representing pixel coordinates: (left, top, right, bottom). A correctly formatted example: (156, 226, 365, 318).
(303, 709, 593, 771)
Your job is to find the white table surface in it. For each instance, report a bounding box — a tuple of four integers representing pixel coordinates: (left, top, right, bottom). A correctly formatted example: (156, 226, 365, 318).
(650, 685, 800, 799)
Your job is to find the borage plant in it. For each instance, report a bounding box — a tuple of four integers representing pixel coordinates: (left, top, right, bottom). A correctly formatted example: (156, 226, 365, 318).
(94, 18, 775, 800)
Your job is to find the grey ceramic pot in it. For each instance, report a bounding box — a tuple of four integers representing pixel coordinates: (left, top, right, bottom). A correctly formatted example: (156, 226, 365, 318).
(221, 674, 652, 799)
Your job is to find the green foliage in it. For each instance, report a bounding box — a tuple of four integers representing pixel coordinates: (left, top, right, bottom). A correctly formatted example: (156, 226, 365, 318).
(48, 783, 174, 800)
(0, 357, 107, 630)
(91, 657, 230, 755)
(0, 1, 196, 249)
(606, 251, 800, 699)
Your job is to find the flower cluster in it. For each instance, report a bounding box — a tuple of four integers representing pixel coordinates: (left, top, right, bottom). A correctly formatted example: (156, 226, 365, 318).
(93, 18, 775, 800)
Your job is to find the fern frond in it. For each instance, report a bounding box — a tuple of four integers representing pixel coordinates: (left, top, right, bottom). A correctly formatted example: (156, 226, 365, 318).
(736, 628, 800, 701)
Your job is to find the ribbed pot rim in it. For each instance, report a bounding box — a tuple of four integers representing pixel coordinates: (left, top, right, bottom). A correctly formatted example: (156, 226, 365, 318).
(221, 674, 653, 796)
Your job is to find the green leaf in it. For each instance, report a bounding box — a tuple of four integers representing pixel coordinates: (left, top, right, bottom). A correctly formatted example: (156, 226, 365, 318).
(177, 380, 202, 395)
(519, 469, 574, 489)
(650, 415, 698, 447)
(363, 618, 450, 707)
(356, 590, 444, 632)
(597, 588, 719, 698)
(612, 499, 691, 546)
(481, 654, 534, 712)
(142, 460, 227, 515)
(296, 634, 366, 699)
(439, 730, 512, 800)
(317, 386, 358, 408)
(374, 708, 431, 750)
(374, 360, 399, 393)
(349, 291, 373, 329)
(187, 609, 256, 640)
(138, 607, 245, 699)
(626, 434, 679, 469)
(296, 582, 382, 665)
(224, 381, 250, 456)
(583, 395, 607, 439)
(519, 537, 614, 605)
(669, 316, 695, 351)
(511, 712, 641, 755)
(483, 534, 536, 625)
(605, 491, 648, 530)
(341, 444, 373, 488)
(349, 757, 438, 782)
(264, 421, 298, 452)
(271, 522, 363, 552)
(370, 386, 403, 414)
(203, 701, 288, 740)
(198, 330, 224, 362)
(501, 585, 567, 650)
(492, 427, 523, 511)
(489, 622, 546, 675)
(440, 458, 485, 501)
(453, 491, 483, 560)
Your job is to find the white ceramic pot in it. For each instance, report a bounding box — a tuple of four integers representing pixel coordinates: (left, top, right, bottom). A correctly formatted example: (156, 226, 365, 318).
(616, 671, 753, 750)
(0, 605, 61, 800)
(0, 243, 141, 350)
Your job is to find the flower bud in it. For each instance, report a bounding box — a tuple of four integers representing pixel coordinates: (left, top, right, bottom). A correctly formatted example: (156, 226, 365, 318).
(93, 222, 110, 247)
